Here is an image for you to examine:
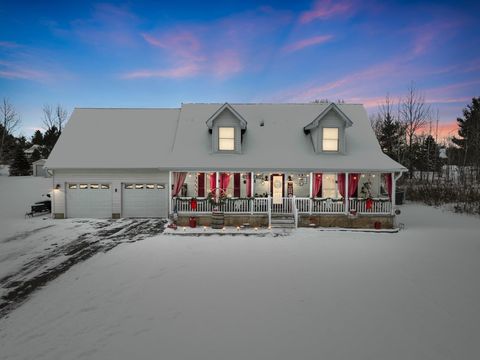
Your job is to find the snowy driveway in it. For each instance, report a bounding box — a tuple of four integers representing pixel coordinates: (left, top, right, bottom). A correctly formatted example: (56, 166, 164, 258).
(0, 218, 166, 318)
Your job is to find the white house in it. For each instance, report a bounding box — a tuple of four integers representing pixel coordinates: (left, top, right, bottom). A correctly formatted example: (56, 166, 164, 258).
(32, 158, 47, 177)
(45, 102, 406, 228)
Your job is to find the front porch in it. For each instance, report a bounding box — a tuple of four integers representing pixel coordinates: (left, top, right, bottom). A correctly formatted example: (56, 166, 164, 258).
(169, 171, 401, 228)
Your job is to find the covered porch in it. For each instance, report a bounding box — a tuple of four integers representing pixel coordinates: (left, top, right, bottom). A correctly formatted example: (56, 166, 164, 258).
(169, 171, 401, 217)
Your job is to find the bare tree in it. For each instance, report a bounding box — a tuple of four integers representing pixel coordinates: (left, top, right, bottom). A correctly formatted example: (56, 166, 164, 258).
(0, 98, 21, 162)
(42, 104, 68, 132)
(398, 83, 431, 178)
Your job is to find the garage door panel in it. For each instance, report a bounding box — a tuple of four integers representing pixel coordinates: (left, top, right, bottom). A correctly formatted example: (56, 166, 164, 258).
(122, 183, 166, 218)
(66, 184, 112, 218)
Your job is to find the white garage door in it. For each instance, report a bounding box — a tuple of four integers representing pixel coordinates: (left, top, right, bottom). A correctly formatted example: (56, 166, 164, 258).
(122, 183, 167, 218)
(66, 183, 112, 218)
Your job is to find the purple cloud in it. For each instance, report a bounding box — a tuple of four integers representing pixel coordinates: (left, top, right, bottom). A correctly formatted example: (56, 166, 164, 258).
(282, 34, 333, 53)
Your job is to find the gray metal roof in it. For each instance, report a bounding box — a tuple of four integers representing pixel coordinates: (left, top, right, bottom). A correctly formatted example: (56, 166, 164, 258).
(45, 103, 406, 172)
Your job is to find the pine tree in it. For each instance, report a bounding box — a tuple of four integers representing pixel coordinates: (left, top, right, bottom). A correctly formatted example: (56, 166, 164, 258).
(31, 130, 43, 145)
(9, 146, 31, 176)
(421, 135, 439, 172)
(452, 97, 480, 167)
(30, 148, 42, 162)
(43, 125, 60, 156)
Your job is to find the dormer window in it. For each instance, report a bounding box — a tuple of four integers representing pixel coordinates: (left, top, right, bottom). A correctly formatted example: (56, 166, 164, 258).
(322, 127, 339, 152)
(219, 127, 235, 151)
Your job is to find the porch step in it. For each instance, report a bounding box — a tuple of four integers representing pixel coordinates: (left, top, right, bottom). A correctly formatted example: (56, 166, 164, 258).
(270, 214, 295, 229)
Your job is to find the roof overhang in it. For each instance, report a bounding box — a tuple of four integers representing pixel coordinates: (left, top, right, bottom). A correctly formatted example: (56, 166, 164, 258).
(303, 103, 353, 134)
(206, 102, 248, 131)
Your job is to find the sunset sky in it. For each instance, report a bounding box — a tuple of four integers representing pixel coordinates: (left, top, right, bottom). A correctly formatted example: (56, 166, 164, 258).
(1, 0, 479, 140)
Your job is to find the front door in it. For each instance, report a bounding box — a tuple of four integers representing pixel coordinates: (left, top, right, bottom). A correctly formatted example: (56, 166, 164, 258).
(270, 174, 284, 205)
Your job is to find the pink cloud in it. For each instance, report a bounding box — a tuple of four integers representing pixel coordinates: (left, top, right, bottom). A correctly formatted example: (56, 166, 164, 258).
(121, 63, 200, 79)
(300, 0, 354, 23)
(282, 34, 333, 53)
(212, 50, 243, 78)
(0, 60, 48, 80)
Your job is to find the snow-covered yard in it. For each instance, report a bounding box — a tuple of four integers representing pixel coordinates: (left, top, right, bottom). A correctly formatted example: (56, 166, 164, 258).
(1, 177, 479, 359)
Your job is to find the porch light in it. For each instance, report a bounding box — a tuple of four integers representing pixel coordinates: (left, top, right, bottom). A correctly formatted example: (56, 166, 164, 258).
(264, 176, 268, 181)
(288, 176, 292, 181)
(372, 174, 376, 178)
(55, 184, 61, 189)
(188, 174, 192, 177)
(236, 226, 240, 231)
(361, 174, 365, 178)
(183, 227, 186, 231)
(203, 226, 207, 231)
(254, 227, 258, 231)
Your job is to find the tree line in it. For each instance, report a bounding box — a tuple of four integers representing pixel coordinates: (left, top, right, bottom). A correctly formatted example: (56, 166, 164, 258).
(0, 98, 68, 176)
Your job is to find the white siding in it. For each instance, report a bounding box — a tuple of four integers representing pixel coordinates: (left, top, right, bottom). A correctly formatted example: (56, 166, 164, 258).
(52, 169, 169, 218)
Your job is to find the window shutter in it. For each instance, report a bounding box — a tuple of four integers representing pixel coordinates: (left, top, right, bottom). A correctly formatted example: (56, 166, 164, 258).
(234, 173, 241, 197)
(197, 173, 205, 197)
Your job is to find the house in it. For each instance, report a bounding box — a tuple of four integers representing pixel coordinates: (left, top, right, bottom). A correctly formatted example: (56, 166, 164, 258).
(45, 102, 406, 228)
(24, 144, 44, 159)
(32, 158, 48, 177)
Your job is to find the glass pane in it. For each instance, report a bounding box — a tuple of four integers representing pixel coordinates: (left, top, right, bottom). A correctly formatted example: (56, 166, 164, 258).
(101, 184, 110, 189)
(157, 184, 165, 189)
(90, 184, 99, 189)
(135, 184, 144, 189)
(323, 139, 338, 151)
(79, 184, 88, 189)
(219, 138, 235, 150)
(323, 127, 338, 139)
(125, 184, 133, 189)
(68, 184, 77, 189)
(146, 184, 155, 189)
(219, 127, 234, 139)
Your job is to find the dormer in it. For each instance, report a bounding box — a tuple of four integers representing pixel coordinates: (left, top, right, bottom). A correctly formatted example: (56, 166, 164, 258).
(206, 103, 247, 153)
(303, 103, 353, 154)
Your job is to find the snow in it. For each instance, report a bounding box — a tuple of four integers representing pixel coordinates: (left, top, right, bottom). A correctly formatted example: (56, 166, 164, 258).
(1, 197, 479, 359)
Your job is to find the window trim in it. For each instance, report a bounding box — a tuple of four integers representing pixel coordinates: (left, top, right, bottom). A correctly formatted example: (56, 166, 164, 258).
(218, 127, 235, 151)
(322, 127, 339, 152)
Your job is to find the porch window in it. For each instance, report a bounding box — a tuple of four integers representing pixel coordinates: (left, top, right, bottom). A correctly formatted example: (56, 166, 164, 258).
(322, 174, 337, 198)
(322, 128, 339, 151)
(219, 127, 235, 150)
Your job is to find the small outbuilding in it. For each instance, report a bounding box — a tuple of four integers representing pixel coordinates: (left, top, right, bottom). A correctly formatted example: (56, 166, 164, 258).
(32, 159, 47, 177)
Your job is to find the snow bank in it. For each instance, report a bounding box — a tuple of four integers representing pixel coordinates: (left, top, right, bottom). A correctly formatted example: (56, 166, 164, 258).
(0, 204, 479, 359)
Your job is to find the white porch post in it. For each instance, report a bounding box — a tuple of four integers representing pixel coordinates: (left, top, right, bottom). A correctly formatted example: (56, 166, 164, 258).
(391, 172, 396, 215)
(250, 171, 254, 215)
(168, 171, 172, 215)
(345, 172, 349, 215)
(216, 171, 220, 199)
(309, 172, 313, 214)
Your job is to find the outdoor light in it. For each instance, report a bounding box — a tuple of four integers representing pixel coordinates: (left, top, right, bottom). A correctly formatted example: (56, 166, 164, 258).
(55, 184, 61, 189)
(203, 226, 207, 231)
(288, 176, 292, 181)
(236, 226, 240, 231)
(372, 174, 376, 178)
(264, 176, 268, 181)
(254, 227, 258, 231)
(183, 227, 186, 231)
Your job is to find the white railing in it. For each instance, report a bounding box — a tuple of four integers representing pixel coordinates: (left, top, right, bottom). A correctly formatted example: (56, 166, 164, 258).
(348, 198, 391, 214)
(292, 195, 298, 228)
(173, 196, 392, 215)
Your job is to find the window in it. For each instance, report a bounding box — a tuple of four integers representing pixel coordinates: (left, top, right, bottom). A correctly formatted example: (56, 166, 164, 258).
(135, 184, 144, 189)
(101, 184, 110, 189)
(146, 184, 155, 189)
(157, 184, 165, 189)
(322, 174, 337, 198)
(90, 184, 99, 189)
(219, 127, 235, 150)
(322, 127, 339, 151)
(124, 184, 133, 189)
(68, 184, 77, 189)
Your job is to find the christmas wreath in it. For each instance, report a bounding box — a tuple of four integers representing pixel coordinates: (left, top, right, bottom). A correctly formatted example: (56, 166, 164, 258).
(207, 188, 227, 207)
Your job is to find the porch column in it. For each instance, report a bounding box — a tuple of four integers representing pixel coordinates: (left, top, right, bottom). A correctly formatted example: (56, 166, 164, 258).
(250, 172, 254, 197)
(216, 171, 220, 198)
(309, 172, 313, 197)
(345, 172, 349, 214)
(391, 171, 396, 215)
(168, 171, 172, 214)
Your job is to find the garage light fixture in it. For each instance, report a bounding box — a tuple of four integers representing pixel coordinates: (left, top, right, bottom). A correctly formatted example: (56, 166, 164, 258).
(55, 184, 61, 189)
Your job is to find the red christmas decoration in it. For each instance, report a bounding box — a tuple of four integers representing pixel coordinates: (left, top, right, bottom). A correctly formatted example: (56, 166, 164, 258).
(190, 198, 197, 210)
(366, 198, 373, 210)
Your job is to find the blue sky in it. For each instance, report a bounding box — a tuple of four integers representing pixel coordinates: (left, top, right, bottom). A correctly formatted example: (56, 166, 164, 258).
(1, 0, 479, 139)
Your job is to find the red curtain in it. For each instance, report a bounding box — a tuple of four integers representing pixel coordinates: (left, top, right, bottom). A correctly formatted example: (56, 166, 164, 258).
(172, 172, 187, 197)
(385, 173, 392, 199)
(246, 173, 252, 197)
(209, 173, 216, 192)
(197, 173, 205, 197)
(348, 173, 360, 197)
(234, 173, 241, 197)
(313, 173, 322, 197)
(220, 173, 231, 191)
(337, 173, 345, 198)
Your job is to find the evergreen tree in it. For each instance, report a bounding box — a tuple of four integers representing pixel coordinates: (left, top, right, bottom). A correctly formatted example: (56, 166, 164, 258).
(30, 148, 42, 162)
(31, 130, 43, 145)
(9, 146, 31, 176)
(452, 97, 480, 167)
(421, 135, 440, 172)
(42, 125, 60, 156)
(378, 115, 406, 163)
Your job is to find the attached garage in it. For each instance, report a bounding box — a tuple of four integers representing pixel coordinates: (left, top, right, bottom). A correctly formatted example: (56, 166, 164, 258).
(122, 183, 167, 217)
(66, 183, 112, 218)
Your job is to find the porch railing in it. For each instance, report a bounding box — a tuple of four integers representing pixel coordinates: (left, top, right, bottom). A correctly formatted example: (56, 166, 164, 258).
(172, 196, 391, 215)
